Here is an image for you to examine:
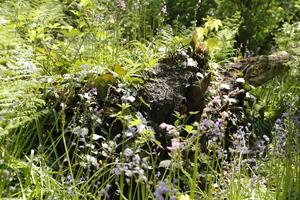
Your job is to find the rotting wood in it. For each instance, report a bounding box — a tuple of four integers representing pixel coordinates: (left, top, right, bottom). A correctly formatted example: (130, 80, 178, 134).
(140, 50, 292, 124)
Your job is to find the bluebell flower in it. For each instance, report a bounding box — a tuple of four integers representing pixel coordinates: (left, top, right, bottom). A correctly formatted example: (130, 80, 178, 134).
(154, 181, 170, 200)
(124, 148, 133, 158)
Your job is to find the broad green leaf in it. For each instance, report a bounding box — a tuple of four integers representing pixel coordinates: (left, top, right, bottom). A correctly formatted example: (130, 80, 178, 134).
(114, 64, 127, 77)
(159, 160, 171, 168)
(206, 37, 221, 52)
(80, 0, 91, 6)
(184, 125, 194, 134)
(95, 73, 116, 86)
(177, 194, 191, 200)
(62, 28, 80, 38)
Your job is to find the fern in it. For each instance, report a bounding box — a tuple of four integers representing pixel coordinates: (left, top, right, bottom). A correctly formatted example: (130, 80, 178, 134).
(0, 79, 46, 131)
(0, 1, 48, 134)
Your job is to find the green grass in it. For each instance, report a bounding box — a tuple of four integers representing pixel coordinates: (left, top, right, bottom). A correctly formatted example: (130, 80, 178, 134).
(0, 0, 299, 199)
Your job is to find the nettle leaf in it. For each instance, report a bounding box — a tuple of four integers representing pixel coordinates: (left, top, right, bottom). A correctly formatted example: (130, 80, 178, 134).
(206, 37, 221, 52)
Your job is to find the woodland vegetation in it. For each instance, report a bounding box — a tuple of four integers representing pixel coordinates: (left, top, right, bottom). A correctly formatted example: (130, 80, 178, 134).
(0, 0, 299, 199)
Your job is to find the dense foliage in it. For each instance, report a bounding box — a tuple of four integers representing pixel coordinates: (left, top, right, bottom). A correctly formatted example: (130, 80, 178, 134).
(0, 0, 299, 199)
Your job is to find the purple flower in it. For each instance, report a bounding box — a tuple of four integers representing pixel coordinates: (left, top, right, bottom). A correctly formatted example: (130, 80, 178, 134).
(111, 165, 122, 175)
(209, 96, 221, 108)
(212, 119, 223, 139)
(142, 157, 149, 169)
(124, 148, 133, 158)
(275, 118, 282, 124)
(133, 154, 140, 164)
(218, 149, 228, 160)
(241, 146, 248, 154)
(200, 119, 213, 130)
(154, 182, 170, 200)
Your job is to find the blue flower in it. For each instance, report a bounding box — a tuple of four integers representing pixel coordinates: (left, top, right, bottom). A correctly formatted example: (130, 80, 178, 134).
(154, 181, 170, 200)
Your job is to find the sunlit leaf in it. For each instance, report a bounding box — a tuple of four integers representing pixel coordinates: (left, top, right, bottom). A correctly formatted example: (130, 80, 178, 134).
(184, 125, 194, 134)
(80, 0, 91, 7)
(129, 118, 142, 127)
(95, 73, 116, 85)
(114, 64, 127, 77)
(204, 17, 222, 32)
(62, 28, 80, 38)
(126, 76, 144, 84)
(193, 27, 206, 41)
(159, 160, 171, 168)
(177, 194, 191, 200)
(188, 111, 200, 115)
(206, 37, 221, 52)
(144, 58, 158, 68)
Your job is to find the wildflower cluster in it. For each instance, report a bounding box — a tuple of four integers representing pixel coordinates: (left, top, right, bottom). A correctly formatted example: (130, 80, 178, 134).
(111, 150, 148, 183)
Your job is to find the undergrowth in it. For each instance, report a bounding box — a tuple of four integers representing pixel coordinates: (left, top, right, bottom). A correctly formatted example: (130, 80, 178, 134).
(0, 0, 299, 199)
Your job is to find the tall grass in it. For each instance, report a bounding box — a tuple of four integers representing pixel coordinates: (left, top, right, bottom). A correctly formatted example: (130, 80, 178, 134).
(0, 0, 299, 199)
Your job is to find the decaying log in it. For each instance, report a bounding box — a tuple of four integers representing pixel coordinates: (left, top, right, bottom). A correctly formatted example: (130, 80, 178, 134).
(140, 50, 292, 124)
(228, 51, 291, 86)
(138, 50, 214, 124)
